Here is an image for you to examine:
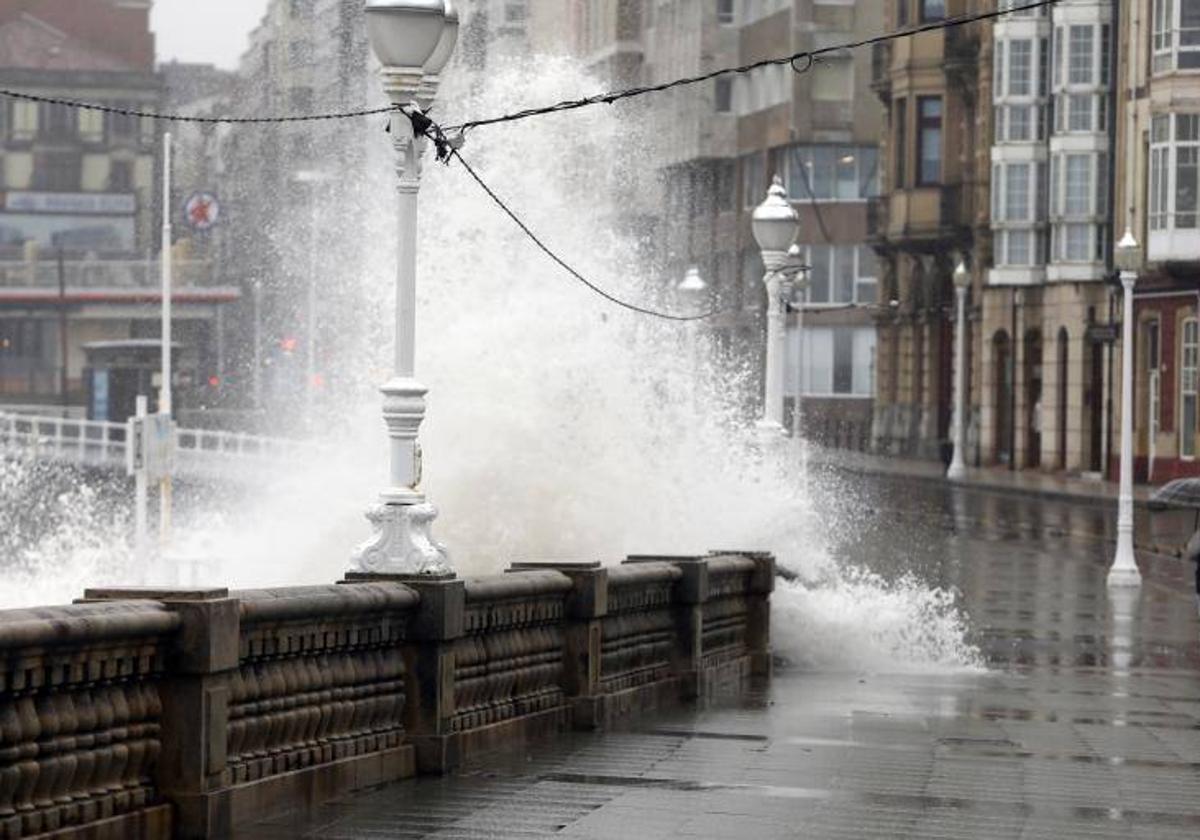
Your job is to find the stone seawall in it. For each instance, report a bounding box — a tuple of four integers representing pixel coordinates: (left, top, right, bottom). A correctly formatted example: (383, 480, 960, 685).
(0, 552, 774, 839)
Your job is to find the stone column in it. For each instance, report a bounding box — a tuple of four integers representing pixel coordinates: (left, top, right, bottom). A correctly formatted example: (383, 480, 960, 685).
(508, 562, 608, 730)
(626, 556, 709, 700)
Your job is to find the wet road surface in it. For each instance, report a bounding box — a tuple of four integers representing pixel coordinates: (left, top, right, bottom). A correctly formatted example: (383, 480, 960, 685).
(243, 476, 1200, 839)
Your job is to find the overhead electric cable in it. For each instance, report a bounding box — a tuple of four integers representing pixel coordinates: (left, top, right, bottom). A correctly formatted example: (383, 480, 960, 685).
(0, 0, 1055, 129)
(444, 0, 1058, 135)
(446, 146, 721, 322)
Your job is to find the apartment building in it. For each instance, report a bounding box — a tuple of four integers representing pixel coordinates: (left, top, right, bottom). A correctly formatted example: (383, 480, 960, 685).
(568, 0, 884, 446)
(1121, 0, 1200, 482)
(0, 0, 236, 410)
(871, 0, 989, 460)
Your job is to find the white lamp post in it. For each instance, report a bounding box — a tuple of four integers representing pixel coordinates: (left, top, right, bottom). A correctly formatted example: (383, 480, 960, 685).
(353, 0, 457, 576)
(752, 176, 800, 434)
(1109, 229, 1142, 587)
(947, 258, 970, 480)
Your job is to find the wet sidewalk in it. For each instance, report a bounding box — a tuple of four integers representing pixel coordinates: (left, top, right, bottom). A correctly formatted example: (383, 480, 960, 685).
(811, 448, 1153, 506)
(241, 483, 1200, 839)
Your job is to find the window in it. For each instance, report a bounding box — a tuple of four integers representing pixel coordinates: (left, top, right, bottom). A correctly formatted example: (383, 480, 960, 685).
(32, 152, 81, 191)
(717, 0, 735, 25)
(785, 145, 879, 201)
(1064, 154, 1092, 214)
(805, 245, 877, 306)
(1149, 113, 1200, 231)
(917, 96, 942, 185)
(894, 97, 908, 187)
(920, 0, 945, 23)
(799, 327, 876, 397)
(108, 160, 132, 192)
(1009, 40, 1033, 96)
(38, 102, 75, 139)
(1154, 0, 1200, 73)
(1005, 163, 1031, 221)
(715, 77, 733, 113)
(742, 152, 765, 209)
(1183, 318, 1199, 459)
(108, 104, 137, 139)
(1068, 94, 1094, 131)
(898, 1, 909, 27)
(1068, 26, 1094, 85)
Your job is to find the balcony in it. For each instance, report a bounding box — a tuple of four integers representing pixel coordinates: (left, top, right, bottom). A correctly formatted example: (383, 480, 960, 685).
(871, 185, 970, 246)
(0, 259, 221, 290)
(1149, 228, 1200, 266)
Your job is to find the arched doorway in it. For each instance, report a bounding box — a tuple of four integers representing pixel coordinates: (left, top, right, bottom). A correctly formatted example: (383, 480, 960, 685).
(1057, 328, 1069, 470)
(1024, 330, 1043, 468)
(994, 331, 1013, 465)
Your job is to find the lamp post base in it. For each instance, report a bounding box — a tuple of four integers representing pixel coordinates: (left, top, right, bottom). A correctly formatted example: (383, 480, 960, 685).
(946, 459, 967, 481)
(1108, 537, 1141, 588)
(352, 501, 451, 576)
(755, 419, 788, 436)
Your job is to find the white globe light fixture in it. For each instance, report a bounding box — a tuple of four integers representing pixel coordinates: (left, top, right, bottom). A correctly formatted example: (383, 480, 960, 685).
(678, 266, 707, 293)
(364, 0, 447, 70)
(752, 176, 799, 434)
(752, 176, 800, 258)
(353, 0, 456, 578)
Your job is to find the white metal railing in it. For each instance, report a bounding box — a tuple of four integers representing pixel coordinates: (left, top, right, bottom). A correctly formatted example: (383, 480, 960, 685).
(0, 411, 315, 477)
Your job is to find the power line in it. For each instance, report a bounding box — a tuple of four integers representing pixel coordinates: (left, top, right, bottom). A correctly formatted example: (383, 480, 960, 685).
(0, 87, 402, 124)
(444, 0, 1058, 135)
(0, 0, 1054, 130)
(446, 146, 722, 322)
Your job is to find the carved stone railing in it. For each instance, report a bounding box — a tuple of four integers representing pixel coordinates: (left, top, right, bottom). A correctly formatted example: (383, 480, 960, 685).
(228, 585, 416, 786)
(452, 573, 571, 734)
(600, 563, 680, 694)
(0, 601, 179, 840)
(3, 551, 773, 839)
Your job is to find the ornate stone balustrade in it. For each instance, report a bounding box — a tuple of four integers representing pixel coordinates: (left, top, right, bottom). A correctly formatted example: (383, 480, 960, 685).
(0, 602, 179, 840)
(600, 564, 681, 694)
(453, 573, 571, 733)
(1, 551, 773, 839)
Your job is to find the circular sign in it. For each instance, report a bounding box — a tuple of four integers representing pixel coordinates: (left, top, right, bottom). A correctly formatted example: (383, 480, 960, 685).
(184, 192, 220, 231)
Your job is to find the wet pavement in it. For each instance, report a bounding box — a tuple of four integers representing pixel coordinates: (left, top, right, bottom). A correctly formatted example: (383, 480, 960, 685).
(242, 476, 1200, 839)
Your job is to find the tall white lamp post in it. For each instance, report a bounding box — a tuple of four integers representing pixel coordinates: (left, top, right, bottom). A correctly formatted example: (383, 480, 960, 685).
(1109, 230, 1142, 587)
(752, 176, 800, 434)
(353, 0, 458, 576)
(947, 258, 970, 480)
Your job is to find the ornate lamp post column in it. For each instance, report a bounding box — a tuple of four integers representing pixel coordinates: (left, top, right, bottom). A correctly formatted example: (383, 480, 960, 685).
(1109, 230, 1142, 587)
(353, 0, 457, 576)
(947, 259, 971, 481)
(752, 176, 800, 434)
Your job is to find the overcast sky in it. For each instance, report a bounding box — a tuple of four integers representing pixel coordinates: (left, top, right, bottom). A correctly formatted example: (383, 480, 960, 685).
(151, 0, 271, 69)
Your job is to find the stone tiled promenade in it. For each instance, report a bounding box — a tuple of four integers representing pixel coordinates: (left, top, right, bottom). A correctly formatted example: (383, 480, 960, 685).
(244, 478, 1200, 839)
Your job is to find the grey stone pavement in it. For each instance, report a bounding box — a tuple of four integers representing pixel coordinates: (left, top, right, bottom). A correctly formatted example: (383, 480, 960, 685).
(242, 477, 1200, 839)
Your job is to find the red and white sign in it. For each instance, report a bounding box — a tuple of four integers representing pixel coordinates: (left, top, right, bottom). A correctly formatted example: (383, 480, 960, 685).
(183, 192, 220, 231)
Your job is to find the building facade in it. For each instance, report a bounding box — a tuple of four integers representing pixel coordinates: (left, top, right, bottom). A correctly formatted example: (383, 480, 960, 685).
(1121, 0, 1200, 482)
(0, 0, 236, 413)
(871, 0, 989, 461)
(565, 0, 884, 446)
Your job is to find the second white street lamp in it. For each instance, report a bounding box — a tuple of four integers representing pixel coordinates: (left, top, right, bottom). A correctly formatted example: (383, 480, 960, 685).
(947, 258, 970, 481)
(353, 0, 457, 576)
(752, 176, 800, 434)
(1109, 229, 1142, 587)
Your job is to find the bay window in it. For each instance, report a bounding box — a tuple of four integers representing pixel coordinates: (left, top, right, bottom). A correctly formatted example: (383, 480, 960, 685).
(1154, 0, 1200, 73)
(1149, 113, 1200, 232)
(1050, 152, 1108, 263)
